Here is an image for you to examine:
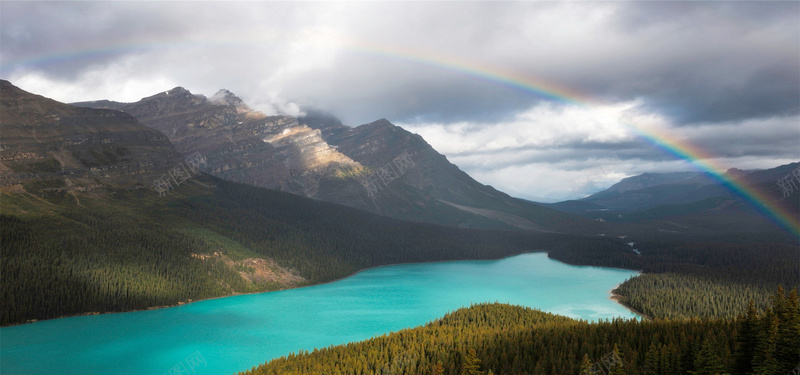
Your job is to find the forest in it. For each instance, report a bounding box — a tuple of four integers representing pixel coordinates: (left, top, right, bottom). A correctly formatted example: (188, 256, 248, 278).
(3, 172, 799, 375)
(550, 240, 799, 319)
(1, 176, 626, 325)
(243, 288, 800, 375)
(3, 174, 797, 327)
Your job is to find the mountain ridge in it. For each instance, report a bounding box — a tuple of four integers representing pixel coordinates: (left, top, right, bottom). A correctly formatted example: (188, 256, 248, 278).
(546, 162, 799, 237)
(5, 82, 633, 325)
(0, 80, 180, 190)
(75, 86, 602, 233)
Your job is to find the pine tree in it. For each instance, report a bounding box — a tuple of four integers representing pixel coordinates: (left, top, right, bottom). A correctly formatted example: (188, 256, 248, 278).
(752, 312, 780, 375)
(645, 344, 660, 375)
(776, 288, 800, 374)
(734, 300, 759, 375)
(691, 337, 726, 375)
(461, 349, 484, 375)
(661, 344, 681, 375)
(580, 354, 595, 375)
(608, 344, 627, 375)
(434, 361, 445, 375)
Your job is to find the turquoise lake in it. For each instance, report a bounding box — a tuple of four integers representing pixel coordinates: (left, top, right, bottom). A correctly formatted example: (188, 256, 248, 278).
(0, 252, 638, 374)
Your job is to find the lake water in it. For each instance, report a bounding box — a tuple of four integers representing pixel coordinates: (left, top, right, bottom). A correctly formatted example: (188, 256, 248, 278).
(0, 252, 638, 375)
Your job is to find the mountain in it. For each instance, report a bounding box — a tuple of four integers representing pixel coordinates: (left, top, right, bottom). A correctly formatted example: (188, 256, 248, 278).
(76, 88, 602, 233)
(546, 164, 800, 238)
(77, 87, 358, 199)
(601, 171, 705, 194)
(577, 165, 798, 212)
(4, 81, 633, 325)
(243, 303, 739, 375)
(579, 171, 725, 211)
(246, 290, 800, 375)
(0, 80, 179, 190)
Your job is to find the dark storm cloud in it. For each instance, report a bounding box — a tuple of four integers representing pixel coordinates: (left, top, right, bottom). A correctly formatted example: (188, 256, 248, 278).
(286, 1, 800, 126)
(2, 1, 797, 199)
(294, 58, 536, 125)
(615, 1, 797, 31)
(2, 1, 797, 126)
(556, 1, 800, 125)
(0, 2, 185, 78)
(617, 57, 799, 125)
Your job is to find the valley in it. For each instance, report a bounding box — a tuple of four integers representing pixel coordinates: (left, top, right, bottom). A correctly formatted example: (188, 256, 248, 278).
(1, 80, 798, 375)
(0, 253, 638, 374)
(3, 2, 799, 374)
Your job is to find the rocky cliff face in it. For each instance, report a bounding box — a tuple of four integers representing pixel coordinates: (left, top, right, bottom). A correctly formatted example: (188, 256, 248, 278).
(303, 117, 599, 232)
(0, 80, 180, 192)
(78, 87, 364, 198)
(76, 87, 601, 233)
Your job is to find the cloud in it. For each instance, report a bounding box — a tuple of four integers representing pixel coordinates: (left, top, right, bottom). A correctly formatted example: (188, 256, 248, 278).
(4, 2, 796, 125)
(9, 58, 179, 103)
(403, 103, 800, 200)
(2, 1, 797, 200)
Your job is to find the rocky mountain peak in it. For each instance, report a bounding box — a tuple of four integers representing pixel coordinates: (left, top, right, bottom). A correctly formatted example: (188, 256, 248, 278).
(0, 80, 179, 191)
(209, 89, 246, 107)
(298, 109, 346, 131)
(1, 79, 29, 100)
(725, 168, 751, 179)
(366, 118, 394, 128)
(73, 85, 598, 233)
(166, 86, 191, 96)
(605, 171, 702, 193)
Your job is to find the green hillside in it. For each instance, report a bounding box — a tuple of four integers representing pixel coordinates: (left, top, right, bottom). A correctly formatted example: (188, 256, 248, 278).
(1, 175, 622, 326)
(242, 288, 799, 375)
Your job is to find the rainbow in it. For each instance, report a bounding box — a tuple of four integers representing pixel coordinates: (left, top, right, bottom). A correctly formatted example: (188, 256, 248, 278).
(338, 38, 800, 238)
(3, 37, 799, 237)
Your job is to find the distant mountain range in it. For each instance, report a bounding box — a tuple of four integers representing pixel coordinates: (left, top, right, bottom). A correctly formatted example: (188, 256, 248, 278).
(1, 79, 627, 325)
(0, 80, 180, 189)
(3, 78, 796, 239)
(1, 79, 796, 326)
(73, 85, 599, 233)
(546, 163, 799, 237)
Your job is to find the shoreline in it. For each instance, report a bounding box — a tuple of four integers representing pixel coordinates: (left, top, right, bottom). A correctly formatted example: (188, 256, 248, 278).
(608, 280, 653, 321)
(2, 249, 641, 328)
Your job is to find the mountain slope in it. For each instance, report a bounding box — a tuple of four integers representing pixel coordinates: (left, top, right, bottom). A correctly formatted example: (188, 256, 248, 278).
(579, 171, 725, 210)
(546, 164, 800, 238)
(243, 303, 748, 375)
(4, 174, 589, 326)
(78, 87, 363, 198)
(0, 80, 179, 189)
(304, 117, 600, 232)
(76, 88, 603, 233)
(2, 82, 627, 325)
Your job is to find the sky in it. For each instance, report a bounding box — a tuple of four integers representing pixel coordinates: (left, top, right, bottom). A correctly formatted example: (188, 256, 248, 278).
(2, 1, 798, 201)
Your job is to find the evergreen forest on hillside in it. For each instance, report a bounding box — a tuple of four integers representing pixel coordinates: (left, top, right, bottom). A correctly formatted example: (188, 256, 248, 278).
(243, 288, 800, 375)
(552, 241, 799, 319)
(3, 174, 798, 328)
(1, 176, 624, 325)
(2, 171, 798, 375)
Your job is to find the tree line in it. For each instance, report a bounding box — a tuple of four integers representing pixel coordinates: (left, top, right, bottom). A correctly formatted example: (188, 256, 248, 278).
(243, 288, 800, 375)
(1, 177, 624, 325)
(551, 239, 799, 319)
